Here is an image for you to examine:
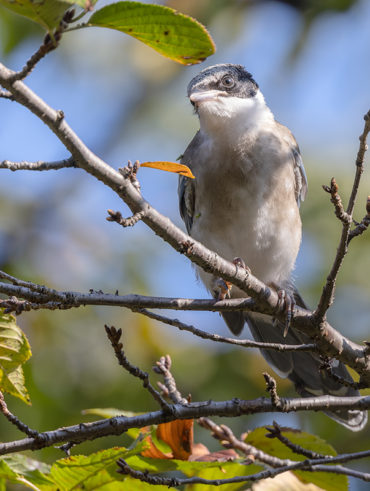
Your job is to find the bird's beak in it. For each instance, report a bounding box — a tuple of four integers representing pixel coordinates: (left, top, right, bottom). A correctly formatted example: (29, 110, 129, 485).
(190, 90, 223, 104)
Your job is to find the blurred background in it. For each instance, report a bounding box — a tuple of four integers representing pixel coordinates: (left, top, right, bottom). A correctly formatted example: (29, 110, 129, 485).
(1, 0, 370, 487)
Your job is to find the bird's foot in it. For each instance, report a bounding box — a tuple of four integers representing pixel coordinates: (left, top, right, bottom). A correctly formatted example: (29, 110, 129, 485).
(213, 257, 250, 301)
(275, 288, 296, 337)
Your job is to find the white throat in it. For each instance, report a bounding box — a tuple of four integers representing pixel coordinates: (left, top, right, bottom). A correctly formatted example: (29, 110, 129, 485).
(196, 90, 273, 141)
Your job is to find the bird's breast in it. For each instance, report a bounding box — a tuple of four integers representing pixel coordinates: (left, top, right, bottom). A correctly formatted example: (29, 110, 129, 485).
(189, 140, 301, 290)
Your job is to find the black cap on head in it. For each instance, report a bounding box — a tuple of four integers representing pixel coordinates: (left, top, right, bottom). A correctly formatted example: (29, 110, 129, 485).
(187, 64, 259, 100)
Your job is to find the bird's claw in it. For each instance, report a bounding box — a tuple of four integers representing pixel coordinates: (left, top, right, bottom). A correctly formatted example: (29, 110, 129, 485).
(276, 289, 296, 337)
(213, 278, 232, 301)
(213, 257, 250, 301)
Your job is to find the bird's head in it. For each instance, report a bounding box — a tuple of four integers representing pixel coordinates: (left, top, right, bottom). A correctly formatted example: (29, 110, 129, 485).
(187, 64, 269, 134)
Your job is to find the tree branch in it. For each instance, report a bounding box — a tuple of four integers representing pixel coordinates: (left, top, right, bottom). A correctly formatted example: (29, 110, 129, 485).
(0, 394, 370, 456)
(104, 325, 171, 411)
(0, 157, 76, 172)
(198, 417, 292, 467)
(315, 110, 370, 322)
(0, 392, 39, 438)
(116, 452, 370, 486)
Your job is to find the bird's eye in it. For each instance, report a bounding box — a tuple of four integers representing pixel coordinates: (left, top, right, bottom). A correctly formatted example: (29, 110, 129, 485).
(221, 75, 235, 88)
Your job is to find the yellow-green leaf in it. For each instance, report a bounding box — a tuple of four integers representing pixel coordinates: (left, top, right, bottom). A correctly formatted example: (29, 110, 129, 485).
(0, 310, 32, 404)
(141, 161, 195, 178)
(89, 2, 215, 65)
(245, 426, 347, 491)
(0, 0, 97, 33)
(0, 0, 71, 32)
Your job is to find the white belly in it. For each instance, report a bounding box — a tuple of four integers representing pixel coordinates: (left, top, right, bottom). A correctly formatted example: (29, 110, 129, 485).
(190, 152, 301, 295)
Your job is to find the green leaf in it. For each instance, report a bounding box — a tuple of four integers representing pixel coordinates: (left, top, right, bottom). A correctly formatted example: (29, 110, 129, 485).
(0, 0, 71, 32)
(0, 457, 53, 490)
(82, 407, 140, 419)
(245, 426, 348, 491)
(47, 445, 148, 489)
(0, 310, 32, 404)
(89, 1, 215, 65)
(0, 0, 98, 33)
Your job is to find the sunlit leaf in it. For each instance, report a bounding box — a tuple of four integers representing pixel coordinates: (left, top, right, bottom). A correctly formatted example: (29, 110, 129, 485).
(0, 310, 32, 404)
(0, 0, 97, 33)
(0, 457, 53, 490)
(141, 161, 195, 178)
(82, 407, 140, 419)
(245, 426, 347, 491)
(48, 446, 145, 489)
(89, 1, 215, 65)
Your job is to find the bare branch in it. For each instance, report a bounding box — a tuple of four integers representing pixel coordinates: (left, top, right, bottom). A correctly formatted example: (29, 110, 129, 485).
(0, 157, 76, 172)
(106, 209, 146, 227)
(265, 421, 326, 459)
(153, 355, 188, 405)
(322, 177, 350, 224)
(348, 196, 370, 242)
(0, 89, 14, 100)
(1, 394, 370, 456)
(315, 110, 370, 322)
(116, 454, 370, 486)
(198, 418, 292, 467)
(136, 308, 317, 352)
(263, 373, 282, 408)
(320, 357, 364, 390)
(104, 325, 171, 411)
(0, 392, 38, 438)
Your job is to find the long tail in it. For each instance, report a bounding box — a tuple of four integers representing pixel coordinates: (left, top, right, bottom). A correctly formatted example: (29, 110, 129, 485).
(221, 290, 368, 431)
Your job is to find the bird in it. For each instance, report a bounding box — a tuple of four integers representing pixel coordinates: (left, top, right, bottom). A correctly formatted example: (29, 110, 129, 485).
(178, 63, 367, 431)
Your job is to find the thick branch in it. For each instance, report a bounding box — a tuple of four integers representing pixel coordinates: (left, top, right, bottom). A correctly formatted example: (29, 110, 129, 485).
(0, 395, 370, 456)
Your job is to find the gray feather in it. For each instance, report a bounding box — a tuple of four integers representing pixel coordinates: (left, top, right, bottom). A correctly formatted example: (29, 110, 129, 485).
(246, 288, 367, 431)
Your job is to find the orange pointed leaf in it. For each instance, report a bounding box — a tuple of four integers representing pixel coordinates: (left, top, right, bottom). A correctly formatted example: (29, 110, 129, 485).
(157, 419, 194, 460)
(140, 161, 195, 179)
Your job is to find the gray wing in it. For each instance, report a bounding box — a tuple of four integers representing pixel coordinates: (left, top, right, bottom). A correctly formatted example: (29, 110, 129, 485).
(178, 176, 194, 234)
(276, 122, 307, 206)
(178, 131, 203, 234)
(292, 145, 308, 206)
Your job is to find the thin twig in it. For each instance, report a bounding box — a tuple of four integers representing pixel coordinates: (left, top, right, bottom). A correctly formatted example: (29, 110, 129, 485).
(320, 357, 365, 390)
(322, 177, 350, 224)
(0, 89, 14, 100)
(265, 421, 327, 459)
(153, 355, 188, 405)
(107, 209, 146, 227)
(315, 110, 370, 322)
(0, 157, 76, 172)
(8, 10, 75, 82)
(0, 392, 38, 438)
(348, 196, 370, 242)
(116, 455, 370, 486)
(104, 325, 172, 412)
(263, 373, 282, 408)
(198, 418, 292, 467)
(135, 308, 317, 352)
